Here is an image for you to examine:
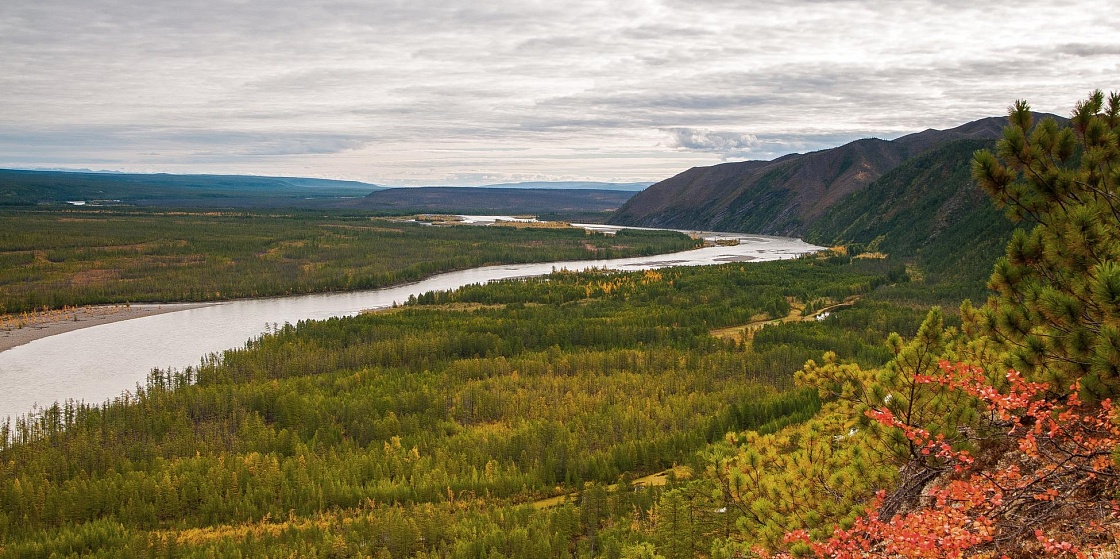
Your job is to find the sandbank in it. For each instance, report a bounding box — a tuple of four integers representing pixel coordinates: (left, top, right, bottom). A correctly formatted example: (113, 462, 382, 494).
(0, 303, 214, 353)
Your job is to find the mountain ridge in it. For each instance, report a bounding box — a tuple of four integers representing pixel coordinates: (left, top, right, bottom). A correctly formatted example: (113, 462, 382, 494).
(609, 114, 1056, 238)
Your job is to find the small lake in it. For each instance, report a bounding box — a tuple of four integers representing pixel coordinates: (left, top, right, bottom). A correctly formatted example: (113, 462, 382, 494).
(0, 227, 821, 420)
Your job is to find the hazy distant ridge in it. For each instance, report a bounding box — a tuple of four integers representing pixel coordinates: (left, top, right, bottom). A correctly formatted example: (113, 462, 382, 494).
(0, 169, 385, 207)
(470, 181, 650, 192)
(350, 187, 634, 214)
(0, 169, 648, 209)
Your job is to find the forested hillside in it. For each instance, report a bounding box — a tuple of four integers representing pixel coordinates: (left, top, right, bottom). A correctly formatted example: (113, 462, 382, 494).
(610, 138, 906, 235)
(803, 138, 1017, 285)
(609, 116, 1014, 237)
(610, 116, 1064, 288)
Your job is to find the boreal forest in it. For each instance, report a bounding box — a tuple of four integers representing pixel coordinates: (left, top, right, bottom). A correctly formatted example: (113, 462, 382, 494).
(1, 91, 1118, 558)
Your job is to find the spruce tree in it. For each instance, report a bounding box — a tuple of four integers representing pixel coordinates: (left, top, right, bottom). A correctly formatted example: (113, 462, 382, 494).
(972, 89, 1120, 399)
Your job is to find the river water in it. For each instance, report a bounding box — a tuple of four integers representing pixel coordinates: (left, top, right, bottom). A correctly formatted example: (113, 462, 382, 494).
(0, 227, 821, 419)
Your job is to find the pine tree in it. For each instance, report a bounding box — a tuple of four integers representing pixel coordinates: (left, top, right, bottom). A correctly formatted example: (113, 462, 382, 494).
(971, 89, 1120, 399)
(655, 489, 694, 559)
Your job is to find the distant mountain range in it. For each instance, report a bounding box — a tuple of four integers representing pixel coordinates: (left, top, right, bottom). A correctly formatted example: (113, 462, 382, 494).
(346, 187, 634, 214)
(1, 113, 1059, 281)
(0, 169, 647, 216)
(0, 169, 383, 207)
(459, 181, 650, 192)
(0, 170, 647, 210)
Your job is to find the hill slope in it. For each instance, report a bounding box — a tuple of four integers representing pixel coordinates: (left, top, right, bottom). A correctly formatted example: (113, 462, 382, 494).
(609, 117, 1013, 237)
(803, 137, 1016, 281)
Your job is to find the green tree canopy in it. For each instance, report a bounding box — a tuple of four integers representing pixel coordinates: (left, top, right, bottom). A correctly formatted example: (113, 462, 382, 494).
(972, 89, 1120, 399)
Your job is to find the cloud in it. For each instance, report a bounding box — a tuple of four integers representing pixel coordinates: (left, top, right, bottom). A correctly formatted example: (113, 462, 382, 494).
(663, 128, 761, 158)
(0, 126, 372, 166)
(1053, 43, 1120, 57)
(0, 0, 1117, 183)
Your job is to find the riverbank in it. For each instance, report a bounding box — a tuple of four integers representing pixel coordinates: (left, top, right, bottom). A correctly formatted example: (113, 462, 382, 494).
(0, 303, 214, 353)
(0, 210, 702, 317)
(0, 232, 822, 420)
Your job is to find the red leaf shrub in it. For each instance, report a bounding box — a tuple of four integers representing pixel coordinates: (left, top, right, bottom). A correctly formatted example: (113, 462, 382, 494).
(775, 361, 1120, 559)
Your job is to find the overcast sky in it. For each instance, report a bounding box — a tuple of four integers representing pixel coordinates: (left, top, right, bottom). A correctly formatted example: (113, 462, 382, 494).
(1, 0, 1117, 185)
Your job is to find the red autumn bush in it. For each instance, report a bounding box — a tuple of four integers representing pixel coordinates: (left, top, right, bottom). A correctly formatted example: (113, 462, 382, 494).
(777, 361, 1120, 559)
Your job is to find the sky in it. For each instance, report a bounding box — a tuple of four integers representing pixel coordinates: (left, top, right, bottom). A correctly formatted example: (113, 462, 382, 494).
(1, 1, 1117, 186)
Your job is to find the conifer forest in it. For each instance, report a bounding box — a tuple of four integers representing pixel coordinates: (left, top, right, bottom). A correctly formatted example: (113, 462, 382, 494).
(1, 92, 1119, 558)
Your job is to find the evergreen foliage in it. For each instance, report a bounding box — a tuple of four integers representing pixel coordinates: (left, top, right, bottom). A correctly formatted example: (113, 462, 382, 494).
(0, 256, 919, 557)
(806, 138, 1017, 285)
(972, 90, 1120, 398)
(8, 93, 1117, 558)
(698, 90, 1120, 559)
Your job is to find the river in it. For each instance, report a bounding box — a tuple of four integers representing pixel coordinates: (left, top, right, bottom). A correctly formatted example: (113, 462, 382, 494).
(0, 226, 821, 420)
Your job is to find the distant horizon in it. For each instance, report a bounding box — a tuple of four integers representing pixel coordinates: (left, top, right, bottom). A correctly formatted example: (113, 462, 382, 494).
(0, 106, 1082, 188)
(4, 0, 1116, 191)
(1, 166, 657, 190)
(0, 110, 1008, 189)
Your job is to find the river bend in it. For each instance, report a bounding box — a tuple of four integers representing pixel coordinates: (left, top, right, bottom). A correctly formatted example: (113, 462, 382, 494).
(0, 229, 820, 419)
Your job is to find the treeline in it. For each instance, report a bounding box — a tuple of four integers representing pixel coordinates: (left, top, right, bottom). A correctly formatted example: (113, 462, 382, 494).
(0, 208, 699, 313)
(0, 255, 927, 557)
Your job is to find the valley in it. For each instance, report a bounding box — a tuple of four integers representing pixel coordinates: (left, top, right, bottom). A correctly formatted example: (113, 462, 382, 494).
(0, 225, 817, 421)
(1, 95, 1118, 558)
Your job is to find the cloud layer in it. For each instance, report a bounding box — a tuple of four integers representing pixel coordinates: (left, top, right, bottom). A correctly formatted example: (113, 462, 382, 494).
(664, 128, 760, 158)
(1, 0, 1117, 184)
